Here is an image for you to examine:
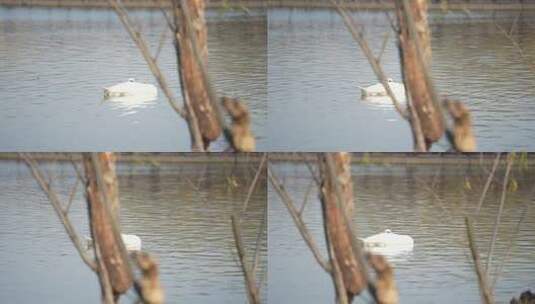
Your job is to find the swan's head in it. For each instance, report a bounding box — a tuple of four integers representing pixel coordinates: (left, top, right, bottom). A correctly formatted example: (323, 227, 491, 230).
(387, 78, 393, 82)
(385, 229, 392, 233)
(128, 78, 135, 82)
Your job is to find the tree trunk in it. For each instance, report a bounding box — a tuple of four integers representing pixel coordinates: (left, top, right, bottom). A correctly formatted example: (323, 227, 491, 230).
(83, 153, 133, 299)
(174, 0, 221, 149)
(319, 153, 366, 300)
(395, 0, 444, 149)
(97, 152, 121, 224)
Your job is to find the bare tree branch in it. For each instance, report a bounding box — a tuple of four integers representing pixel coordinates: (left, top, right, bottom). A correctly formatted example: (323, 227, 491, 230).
(64, 178, 80, 215)
(475, 153, 501, 216)
(242, 153, 267, 214)
(491, 203, 529, 290)
(108, 0, 186, 118)
(331, 0, 408, 119)
(268, 166, 332, 273)
(231, 214, 260, 304)
(465, 216, 495, 304)
(252, 200, 267, 281)
(485, 154, 513, 276)
(20, 153, 97, 272)
(299, 178, 316, 216)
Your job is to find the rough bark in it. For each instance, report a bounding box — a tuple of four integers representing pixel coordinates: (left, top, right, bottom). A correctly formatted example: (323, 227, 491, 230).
(174, 0, 221, 149)
(319, 153, 366, 298)
(395, 0, 444, 148)
(97, 153, 121, 223)
(83, 153, 133, 298)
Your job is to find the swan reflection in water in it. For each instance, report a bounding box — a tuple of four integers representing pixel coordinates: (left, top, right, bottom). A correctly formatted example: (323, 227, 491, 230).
(102, 94, 158, 112)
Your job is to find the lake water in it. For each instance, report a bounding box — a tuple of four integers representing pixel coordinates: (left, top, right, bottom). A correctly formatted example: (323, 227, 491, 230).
(0, 160, 267, 303)
(267, 9, 535, 151)
(0, 7, 267, 151)
(269, 160, 535, 303)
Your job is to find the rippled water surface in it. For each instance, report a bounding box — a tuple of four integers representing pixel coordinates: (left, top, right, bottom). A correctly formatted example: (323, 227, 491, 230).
(0, 7, 267, 151)
(0, 160, 267, 303)
(269, 161, 535, 303)
(267, 9, 535, 151)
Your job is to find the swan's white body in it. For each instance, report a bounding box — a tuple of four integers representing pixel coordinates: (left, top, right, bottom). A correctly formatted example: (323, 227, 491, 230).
(360, 79, 405, 102)
(104, 78, 157, 99)
(121, 234, 142, 251)
(85, 233, 142, 251)
(360, 229, 414, 249)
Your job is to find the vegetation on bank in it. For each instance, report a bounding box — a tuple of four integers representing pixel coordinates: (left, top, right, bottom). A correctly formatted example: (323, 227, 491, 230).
(1, 0, 534, 10)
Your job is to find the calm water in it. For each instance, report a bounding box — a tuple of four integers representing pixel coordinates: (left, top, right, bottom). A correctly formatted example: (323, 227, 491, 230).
(269, 161, 535, 303)
(0, 7, 267, 151)
(0, 160, 267, 303)
(267, 9, 535, 151)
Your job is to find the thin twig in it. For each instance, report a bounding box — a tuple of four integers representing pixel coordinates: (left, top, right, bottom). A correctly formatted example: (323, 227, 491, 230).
(64, 178, 80, 215)
(154, 24, 169, 62)
(485, 154, 513, 276)
(491, 203, 529, 290)
(252, 201, 267, 281)
(299, 178, 316, 216)
(494, 17, 535, 72)
(242, 153, 267, 214)
(71, 160, 86, 184)
(475, 153, 501, 217)
(154, 0, 175, 31)
(301, 153, 321, 187)
(377, 30, 391, 64)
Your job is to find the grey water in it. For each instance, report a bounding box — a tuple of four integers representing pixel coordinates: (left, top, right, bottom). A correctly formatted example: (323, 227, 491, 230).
(267, 9, 535, 151)
(0, 7, 267, 151)
(269, 161, 535, 303)
(0, 160, 267, 303)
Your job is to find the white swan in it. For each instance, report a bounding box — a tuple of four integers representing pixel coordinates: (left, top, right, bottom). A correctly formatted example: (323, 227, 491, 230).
(360, 229, 414, 249)
(104, 78, 157, 99)
(85, 233, 142, 251)
(359, 78, 405, 102)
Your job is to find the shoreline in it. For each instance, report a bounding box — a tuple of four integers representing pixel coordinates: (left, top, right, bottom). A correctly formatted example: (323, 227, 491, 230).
(1, 152, 530, 166)
(269, 152, 530, 166)
(1, 1, 535, 11)
(0, 152, 264, 164)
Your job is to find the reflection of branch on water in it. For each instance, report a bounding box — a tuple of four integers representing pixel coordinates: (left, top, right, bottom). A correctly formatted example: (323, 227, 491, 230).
(492, 203, 529, 290)
(416, 178, 455, 223)
(494, 13, 535, 73)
